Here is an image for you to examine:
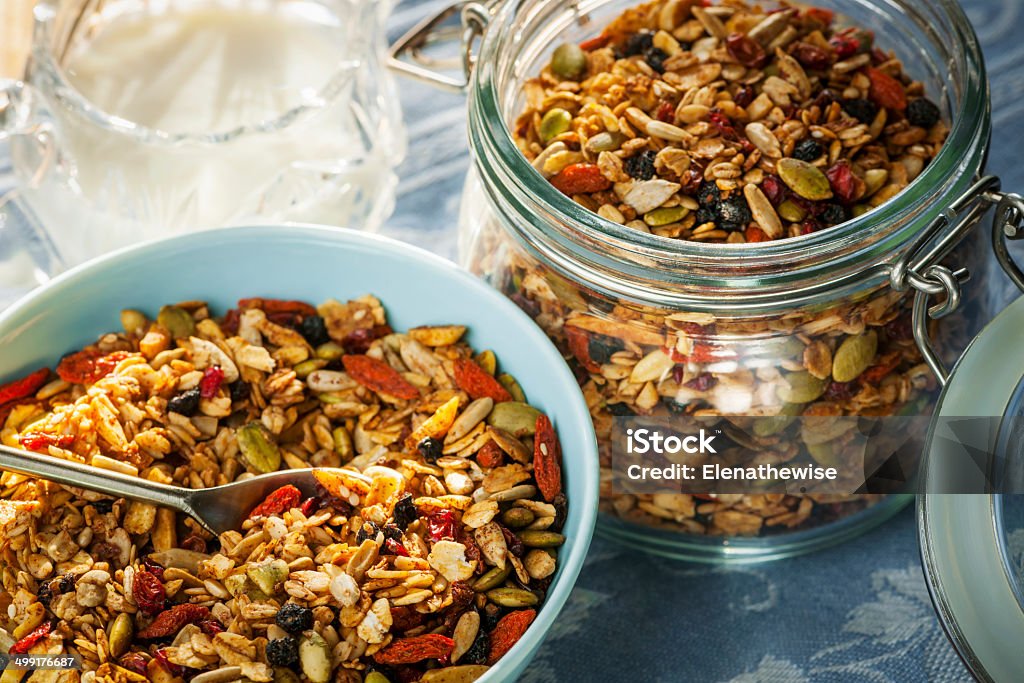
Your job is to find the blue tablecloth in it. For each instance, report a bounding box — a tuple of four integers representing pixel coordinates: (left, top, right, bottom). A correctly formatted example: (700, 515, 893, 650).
(3, 0, 1024, 680)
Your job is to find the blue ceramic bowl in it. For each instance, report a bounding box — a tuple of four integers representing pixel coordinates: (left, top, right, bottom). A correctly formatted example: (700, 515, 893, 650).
(0, 225, 598, 681)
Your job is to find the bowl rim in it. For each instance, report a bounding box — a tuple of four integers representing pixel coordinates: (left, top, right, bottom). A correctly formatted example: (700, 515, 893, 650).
(0, 224, 599, 679)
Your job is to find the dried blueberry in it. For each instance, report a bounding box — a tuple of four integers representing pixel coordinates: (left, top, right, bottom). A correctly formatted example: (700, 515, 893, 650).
(462, 627, 490, 665)
(697, 180, 721, 207)
(587, 335, 623, 365)
(842, 98, 879, 124)
(265, 637, 299, 667)
(91, 500, 114, 514)
(299, 315, 330, 347)
(167, 387, 201, 416)
(606, 402, 635, 416)
(417, 436, 444, 463)
(820, 203, 848, 226)
(906, 97, 940, 129)
(623, 30, 654, 57)
(644, 47, 668, 73)
(792, 138, 823, 162)
(356, 520, 381, 544)
(275, 603, 314, 634)
(393, 493, 417, 530)
(229, 381, 250, 404)
(716, 194, 753, 231)
(624, 150, 657, 180)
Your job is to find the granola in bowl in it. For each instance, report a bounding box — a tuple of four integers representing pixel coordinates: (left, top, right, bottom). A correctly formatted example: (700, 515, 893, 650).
(0, 295, 570, 682)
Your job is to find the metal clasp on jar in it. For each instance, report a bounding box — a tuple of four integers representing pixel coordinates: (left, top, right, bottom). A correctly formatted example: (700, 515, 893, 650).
(387, 0, 493, 92)
(888, 175, 1024, 384)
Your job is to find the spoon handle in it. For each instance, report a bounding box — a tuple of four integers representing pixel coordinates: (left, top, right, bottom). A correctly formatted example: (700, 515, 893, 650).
(0, 443, 191, 511)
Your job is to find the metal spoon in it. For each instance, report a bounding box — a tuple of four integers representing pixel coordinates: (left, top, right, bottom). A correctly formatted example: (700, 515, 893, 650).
(0, 443, 321, 535)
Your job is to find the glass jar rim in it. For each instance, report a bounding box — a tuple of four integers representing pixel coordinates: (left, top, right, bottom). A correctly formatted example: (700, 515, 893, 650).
(28, 0, 373, 145)
(468, 0, 991, 308)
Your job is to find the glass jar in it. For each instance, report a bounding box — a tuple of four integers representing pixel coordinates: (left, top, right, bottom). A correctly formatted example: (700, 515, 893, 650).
(439, 0, 998, 561)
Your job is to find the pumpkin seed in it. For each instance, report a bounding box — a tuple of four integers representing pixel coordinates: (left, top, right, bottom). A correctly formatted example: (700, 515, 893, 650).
(332, 426, 353, 460)
(108, 612, 133, 658)
(807, 440, 840, 467)
(776, 158, 833, 201)
(487, 587, 539, 607)
(314, 342, 345, 361)
(540, 108, 572, 143)
(586, 131, 625, 153)
(236, 421, 282, 473)
(299, 632, 332, 683)
(497, 374, 526, 402)
(273, 668, 301, 683)
(474, 350, 497, 376)
(501, 507, 535, 529)
(801, 416, 858, 446)
(487, 402, 542, 438)
(777, 198, 807, 223)
(643, 206, 689, 227)
(518, 530, 566, 547)
(419, 667, 491, 683)
(294, 358, 328, 379)
(365, 673, 391, 683)
(157, 305, 196, 339)
(120, 309, 147, 336)
(776, 371, 827, 404)
(832, 331, 878, 383)
(551, 42, 587, 80)
(473, 565, 511, 592)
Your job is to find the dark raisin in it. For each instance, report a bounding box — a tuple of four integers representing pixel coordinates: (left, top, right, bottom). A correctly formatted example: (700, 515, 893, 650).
(697, 180, 721, 207)
(167, 387, 201, 416)
(417, 436, 443, 463)
(792, 139, 823, 162)
(716, 194, 752, 231)
(606, 402, 635, 416)
(842, 98, 879, 124)
(906, 97, 940, 128)
(275, 603, 314, 634)
(462, 628, 490, 666)
(623, 30, 654, 57)
(551, 493, 568, 533)
(644, 47, 668, 73)
(91, 500, 115, 514)
(392, 493, 417, 530)
(299, 315, 330, 346)
(587, 335, 623, 365)
(820, 203, 848, 226)
(356, 520, 381, 544)
(685, 373, 718, 391)
(695, 206, 717, 226)
(381, 524, 403, 543)
(265, 637, 299, 667)
(37, 581, 55, 608)
(229, 381, 250, 404)
(499, 524, 524, 557)
(624, 150, 657, 180)
(734, 86, 755, 108)
(481, 604, 503, 632)
(812, 88, 838, 109)
(59, 573, 76, 593)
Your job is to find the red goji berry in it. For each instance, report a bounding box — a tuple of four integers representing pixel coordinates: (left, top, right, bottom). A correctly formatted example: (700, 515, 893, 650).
(237, 297, 317, 318)
(565, 326, 601, 373)
(549, 163, 612, 196)
(248, 485, 302, 519)
(132, 570, 167, 615)
(452, 359, 512, 403)
(0, 367, 48, 406)
(533, 414, 563, 503)
(476, 440, 504, 469)
(199, 366, 225, 399)
(425, 509, 458, 543)
(342, 355, 420, 400)
(9, 621, 53, 655)
(374, 634, 455, 665)
(745, 226, 771, 243)
(487, 609, 536, 664)
(57, 350, 133, 384)
(138, 604, 210, 639)
(18, 432, 74, 452)
(866, 67, 907, 111)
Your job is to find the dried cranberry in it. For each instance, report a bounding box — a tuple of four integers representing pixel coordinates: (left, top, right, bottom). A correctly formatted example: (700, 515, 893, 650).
(799, 220, 819, 235)
(142, 557, 166, 581)
(685, 373, 718, 391)
(119, 653, 149, 675)
(760, 175, 786, 205)
(510, 293, 541, 319)
(199, 619, 225, 636)
(499, 525, 524, 557)
(885, 315, 914, 341)
(180, 535, 207, 554)
(680, 168, 704, 194)
(426, 510, 458, 542)
(812, 89, 838, 110)
(300, 496, 322, 516)
(734, 86, 756, 108)
(826, 161, 861, 205)
(672, 365, 685, 384)
(132, 569, 167, 615)
(153, 649, 183, 676)
(824, 381, 857, 401)
(709, 110, 738, 140)
(199, 366, 225, 399)
(726, 33, 767, 68)
(384, 538, 410, 557)
(829, 33, 860, 59)
(790, 42, 831, 70)
(655, 100, 675, 122)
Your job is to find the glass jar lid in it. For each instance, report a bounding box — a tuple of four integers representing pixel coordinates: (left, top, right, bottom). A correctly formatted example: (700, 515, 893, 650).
(919, 292, 1024, 681)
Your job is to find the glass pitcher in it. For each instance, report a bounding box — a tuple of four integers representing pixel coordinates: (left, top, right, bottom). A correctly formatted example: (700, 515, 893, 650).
(0, 0, 406, 271)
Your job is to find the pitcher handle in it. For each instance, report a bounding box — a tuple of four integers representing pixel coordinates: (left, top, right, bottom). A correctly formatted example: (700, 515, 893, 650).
(387, 1, 491, 93)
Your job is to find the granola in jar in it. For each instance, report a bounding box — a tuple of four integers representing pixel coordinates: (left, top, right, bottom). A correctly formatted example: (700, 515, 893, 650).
(460, 0, 974, 541)
(0, 296, 568, 681)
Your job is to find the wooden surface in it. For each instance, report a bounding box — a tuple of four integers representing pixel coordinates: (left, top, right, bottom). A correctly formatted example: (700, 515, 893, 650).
(0, 0, 34, 79)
